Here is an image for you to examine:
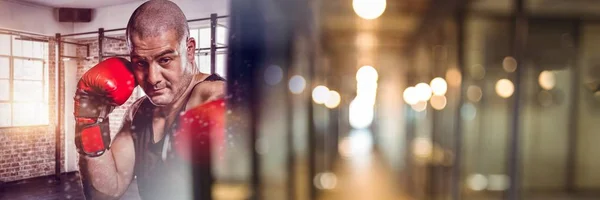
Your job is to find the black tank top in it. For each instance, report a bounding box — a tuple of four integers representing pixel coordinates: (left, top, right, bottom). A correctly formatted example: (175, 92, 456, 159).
(130, 74, 225, 200)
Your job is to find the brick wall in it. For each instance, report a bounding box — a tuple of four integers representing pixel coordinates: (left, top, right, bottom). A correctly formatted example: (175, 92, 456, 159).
(0, 34, 139, 182)
(0, 39, 64, 182)
(75, 35, 140, 138)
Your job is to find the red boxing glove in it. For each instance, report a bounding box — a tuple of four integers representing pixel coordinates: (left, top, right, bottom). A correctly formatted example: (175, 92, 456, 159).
(173, 98, 226, 166)
(74, 57, 136, 157)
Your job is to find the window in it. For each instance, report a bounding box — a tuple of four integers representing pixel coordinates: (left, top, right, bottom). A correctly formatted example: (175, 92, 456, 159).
(190, 25, 228, 78)
(0, 34, 49, 127)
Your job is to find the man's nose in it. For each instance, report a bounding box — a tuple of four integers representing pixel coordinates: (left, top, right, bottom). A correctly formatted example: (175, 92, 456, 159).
(146, 62, 163, 87)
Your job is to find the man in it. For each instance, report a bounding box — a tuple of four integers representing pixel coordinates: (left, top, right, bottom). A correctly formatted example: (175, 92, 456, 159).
(74, 0, 226, 199)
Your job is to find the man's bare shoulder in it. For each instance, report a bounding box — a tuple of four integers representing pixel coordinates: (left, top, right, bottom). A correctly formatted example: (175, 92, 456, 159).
(124, 95, 148, 124)
(188, 79, 226, 108)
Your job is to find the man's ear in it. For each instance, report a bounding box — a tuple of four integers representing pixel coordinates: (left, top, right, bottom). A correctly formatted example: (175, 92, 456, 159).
(186, 37, 196, 63)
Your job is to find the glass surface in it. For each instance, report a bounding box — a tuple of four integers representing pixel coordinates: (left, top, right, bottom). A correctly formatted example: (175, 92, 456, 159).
(32, 41, 44, 59)
(0, 103, 11, 126)
(199, 28, 211, 49)
(13, 102, 47, 126)
(0, 80, 8, 101)
(197, 54, 211, 74)
(0, 34, 10, 56)
(0, 57, 9, 79)
(13, 80, 43, 102)
(216, 54, 226, 77)
(14, 58, 43, 80)
(12, 36, 34, 58)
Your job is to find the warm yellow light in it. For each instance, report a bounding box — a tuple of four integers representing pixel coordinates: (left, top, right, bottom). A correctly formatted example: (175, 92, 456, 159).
(356, 65, 378, 83)
(446, 68, 462, 87)
(352, 0, 387, 20)
(312, 85, 329, 104)
(503, 56, 517, 73)
(325, 90, 341, 109)
(487, 174, 510, 191)
(495, 79, 514, 98)
(430, 95, 447, 110)
(356, 81, 378, 100)
(538, 70, 556, 90)
(356, 32, 376, 49)
(413, 137, 432, 159)
(403, 86, 419, 105)
(314, 172, 337, 190)
(411, 101, 427, 112)
(467, 174, 488, 191)
(349, 98, 374, 129)
(430, 77, 448, 96)
(415, 83, 432, 101)
(467, 85, 482, 102)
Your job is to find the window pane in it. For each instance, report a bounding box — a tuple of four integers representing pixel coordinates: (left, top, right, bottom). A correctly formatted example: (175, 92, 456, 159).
(43, 43, 49, 60)
(13, 102, 47, 126)
(0, 34, 10, 56)
(0, 57, 8, 79)
(14, 59, 43, 80)
(12, 36, 22, 56)
(12, 37, 33, 58)
(14, 80, 42, 102)
(0, 103, 11, 127)
(32, 41, 44, 59)
(198, 54, 210, 73)
(216, 54, 226, 77)
(199, 28, 211, 48)
(0, 79, 8, 101)
(44, 62, 48, 102)
(217, 26, 228, 46)
(190, 29, 199, 41)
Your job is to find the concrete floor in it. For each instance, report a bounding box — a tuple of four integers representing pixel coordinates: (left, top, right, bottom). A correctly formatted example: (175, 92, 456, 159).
(317, 151, 413, 200)
(1, 152, 598, 200)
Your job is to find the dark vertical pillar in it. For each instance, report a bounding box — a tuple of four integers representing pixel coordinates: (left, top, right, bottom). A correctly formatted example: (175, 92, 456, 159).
(227, 0, 265, 199)
(55, 33, 62, 181)
(285, 35, 296, 200)
(566, 19, 582, 193)
(307, 45, 317, 200)
(507, 0, 526, 199)
(98, 28, 104, 61)
(286, 72, 296, 200)
(451, 7, 465, 200)
(210, 13, 217, 74)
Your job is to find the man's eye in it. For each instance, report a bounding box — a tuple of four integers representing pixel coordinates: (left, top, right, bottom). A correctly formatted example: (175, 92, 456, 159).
(135, 61, 148, 68)
(159, 58, 172, 65)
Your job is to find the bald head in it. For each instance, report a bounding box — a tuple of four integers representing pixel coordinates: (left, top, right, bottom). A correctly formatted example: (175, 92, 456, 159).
(126, 0, 189, 46)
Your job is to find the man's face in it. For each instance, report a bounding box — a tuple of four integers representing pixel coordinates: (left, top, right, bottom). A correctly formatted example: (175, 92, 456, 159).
(130, 30, 195, 106)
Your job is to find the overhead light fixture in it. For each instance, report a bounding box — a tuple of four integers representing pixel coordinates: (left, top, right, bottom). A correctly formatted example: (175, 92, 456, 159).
(352, 0, 387, 20)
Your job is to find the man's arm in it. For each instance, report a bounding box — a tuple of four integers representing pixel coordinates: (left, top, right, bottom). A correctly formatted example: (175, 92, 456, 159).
(79, 122, 136, 200)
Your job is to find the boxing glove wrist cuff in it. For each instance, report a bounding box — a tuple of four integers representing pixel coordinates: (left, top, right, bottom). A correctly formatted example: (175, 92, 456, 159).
(75, 118, 111, 157)
(74, 96, 114, 157)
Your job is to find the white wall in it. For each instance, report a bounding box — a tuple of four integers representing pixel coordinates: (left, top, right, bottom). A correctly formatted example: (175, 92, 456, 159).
(73, 0, 230, 34)
(0, 0, 73, 35)
(63, 44, 78, 172)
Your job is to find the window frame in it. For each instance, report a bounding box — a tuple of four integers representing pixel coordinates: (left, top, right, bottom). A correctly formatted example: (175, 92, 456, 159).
(190, 25, 228, 77)
(0, 34, 50, 128)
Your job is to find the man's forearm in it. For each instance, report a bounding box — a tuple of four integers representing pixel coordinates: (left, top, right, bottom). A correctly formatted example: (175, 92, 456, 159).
(79, 151, 127, 200)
